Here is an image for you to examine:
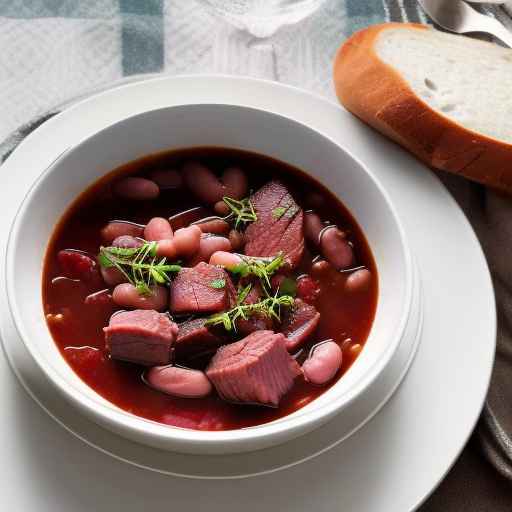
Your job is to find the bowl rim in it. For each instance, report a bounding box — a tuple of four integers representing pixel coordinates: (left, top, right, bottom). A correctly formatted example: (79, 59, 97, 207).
(5, 103, 414, 448)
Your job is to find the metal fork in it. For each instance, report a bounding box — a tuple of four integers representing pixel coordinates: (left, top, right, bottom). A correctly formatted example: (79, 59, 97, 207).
(418, 0, 512, 47)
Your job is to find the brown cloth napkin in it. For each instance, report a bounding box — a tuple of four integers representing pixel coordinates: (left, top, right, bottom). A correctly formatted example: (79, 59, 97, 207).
(420, 173, 512, 509)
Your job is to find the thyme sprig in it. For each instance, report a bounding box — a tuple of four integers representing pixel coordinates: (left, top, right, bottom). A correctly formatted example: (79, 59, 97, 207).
(223, 196, 257, 229)
(205, 290, 294, 332)
(231, 253, 284, 290)
(98, 242, 181, 295)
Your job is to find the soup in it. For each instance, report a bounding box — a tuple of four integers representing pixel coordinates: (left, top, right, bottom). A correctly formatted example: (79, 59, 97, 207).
(42, 148, 378, 431)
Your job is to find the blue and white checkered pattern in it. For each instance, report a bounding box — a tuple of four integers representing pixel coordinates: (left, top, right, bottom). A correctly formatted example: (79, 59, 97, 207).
(0, 0, 426, 139)
(1, 0, 511, 140)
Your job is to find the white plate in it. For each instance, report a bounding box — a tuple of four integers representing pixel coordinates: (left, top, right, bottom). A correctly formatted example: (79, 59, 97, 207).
(0, 257, 422, 477)
(0, 76, 495, 511)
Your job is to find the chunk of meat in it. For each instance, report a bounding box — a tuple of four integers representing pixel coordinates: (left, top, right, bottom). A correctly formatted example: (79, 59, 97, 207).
(281, 298, 320, 352)
(103, 309, 178, 366)
(175, 317, 226, 359)
(244, 181, 304, 269)
(170, 262, 235, 314)
(206, 330, 301, 407)
(236, 281, 273, 336)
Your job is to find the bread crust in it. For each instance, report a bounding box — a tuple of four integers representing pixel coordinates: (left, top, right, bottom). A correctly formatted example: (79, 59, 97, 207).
(333, 23, 512, 191)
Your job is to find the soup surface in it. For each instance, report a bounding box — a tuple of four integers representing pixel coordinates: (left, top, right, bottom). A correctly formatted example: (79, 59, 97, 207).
(43, 147, 378, 431)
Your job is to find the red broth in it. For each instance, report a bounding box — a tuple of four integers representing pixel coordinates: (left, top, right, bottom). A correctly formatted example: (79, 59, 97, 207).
(42, 147, 378, 431)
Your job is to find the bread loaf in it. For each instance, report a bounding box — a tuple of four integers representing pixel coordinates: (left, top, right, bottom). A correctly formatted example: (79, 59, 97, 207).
(333, 23, 512, 191)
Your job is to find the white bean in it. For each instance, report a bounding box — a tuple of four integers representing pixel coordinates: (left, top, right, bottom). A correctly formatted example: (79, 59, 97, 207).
(172, 225, 202, 258)
(101, 221, 145, 244)
(149, 169, 182, 189)
(156, 239, 178, 259)
(112, 177, 159, 201)
(320, 227, 354, 270)
(345, 269, 372, 293)
(209, 251, 242, 269)
(112, 283, 168, 311)
(144, 217, 174, 241)
(145, 365, 212, 398)
(190, 235, 232, 265)
(302, 341, 343, 385)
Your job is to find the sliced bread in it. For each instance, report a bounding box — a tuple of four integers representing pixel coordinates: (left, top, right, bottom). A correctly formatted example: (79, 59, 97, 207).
(333, 23, 512, 191)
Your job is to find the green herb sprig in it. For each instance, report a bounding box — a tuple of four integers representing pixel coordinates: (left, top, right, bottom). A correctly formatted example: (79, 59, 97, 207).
(231, 253, 285, 290)
(98, 242, 181, 295)
(222, 196, 257, 229)
(205, 291, 294, 332)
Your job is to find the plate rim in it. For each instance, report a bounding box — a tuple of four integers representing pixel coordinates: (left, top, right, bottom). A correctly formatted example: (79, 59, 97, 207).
(0, 74, 497, 510)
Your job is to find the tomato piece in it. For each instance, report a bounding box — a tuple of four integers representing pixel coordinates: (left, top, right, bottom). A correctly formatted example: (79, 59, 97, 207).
(296, 275, 320, 303)
(57, 250, 101, 284)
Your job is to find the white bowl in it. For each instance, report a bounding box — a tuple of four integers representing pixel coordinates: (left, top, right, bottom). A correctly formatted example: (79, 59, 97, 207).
(6, 104, 414, 455)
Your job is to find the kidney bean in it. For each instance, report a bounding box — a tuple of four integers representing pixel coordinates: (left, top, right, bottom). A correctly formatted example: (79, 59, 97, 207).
(183, 161, 248, 204)
(320, 226, 354, 270)
(193, 217, 230, 235)
(144, 217, 174, 241)
(345, 268, 372, 293)
(296, 275, 320, 303)
(302, 341, 343, 385)
(183, 161, 225, 204)
(112, 283, 168, 311)
(190, 235, 232, 265)
(145, 365, 212, 398)
(304, 212, 323, 247)
(228, 229, 244, 251)
(214, 200, 230, 216)
(57, 250, 101, 284)
(222, 166, 248, 199)
(112, 177, 159, 201)
(101, 221, 145, 244)
(209, 251, 243, 269)
(112, 235, 144, 249)
(149, 169, 182, 190)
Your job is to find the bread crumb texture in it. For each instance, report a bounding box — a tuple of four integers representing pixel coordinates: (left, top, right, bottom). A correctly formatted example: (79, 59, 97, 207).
(376, 27, 512, 144)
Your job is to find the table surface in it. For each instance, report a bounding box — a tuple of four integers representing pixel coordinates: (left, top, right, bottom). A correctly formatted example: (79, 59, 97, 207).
(0, 0, 511, 510)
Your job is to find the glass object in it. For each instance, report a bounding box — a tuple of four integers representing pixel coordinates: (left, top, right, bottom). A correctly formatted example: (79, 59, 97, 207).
(200, 0, 328, 37)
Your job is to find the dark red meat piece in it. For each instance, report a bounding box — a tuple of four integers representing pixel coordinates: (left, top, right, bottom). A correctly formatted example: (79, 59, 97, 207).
(170, 262, 235, 314)
(175, 317, 226, 359)
(236, 281, 273, 336)
(103, 309, 178, 366)
(206, 330, 301, 407)
(244, 181, 304, 269)
(281, 298, 320, 352)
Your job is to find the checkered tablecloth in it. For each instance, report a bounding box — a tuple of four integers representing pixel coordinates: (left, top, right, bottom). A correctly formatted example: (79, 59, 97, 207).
(1, 1, 511, 510)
